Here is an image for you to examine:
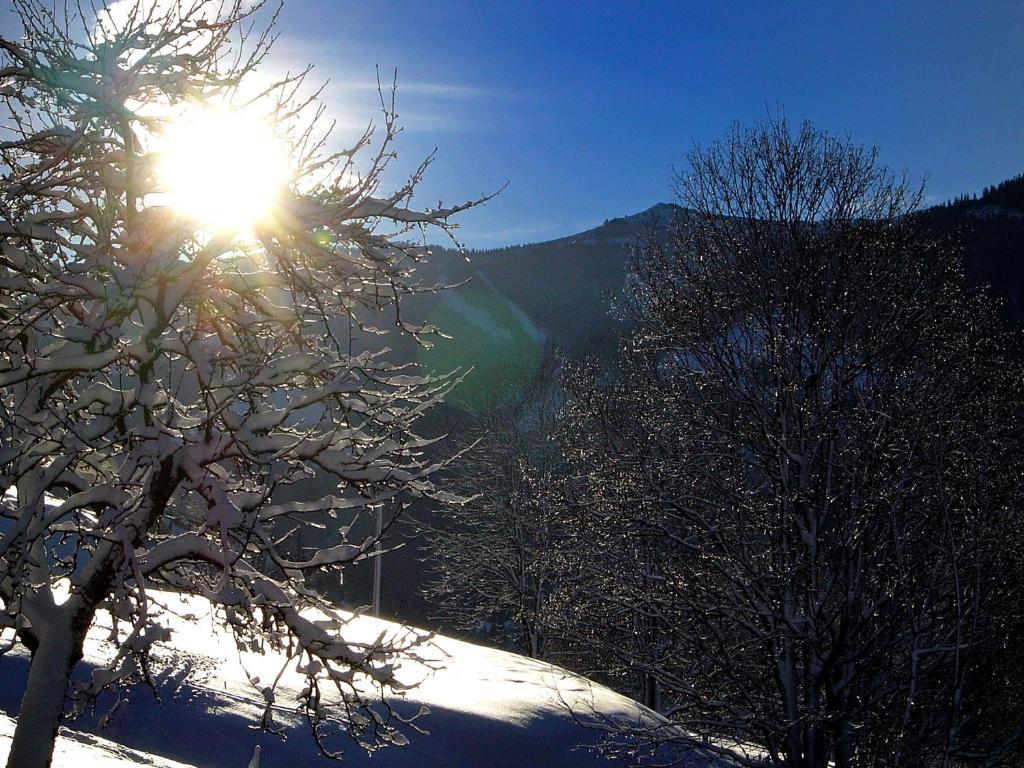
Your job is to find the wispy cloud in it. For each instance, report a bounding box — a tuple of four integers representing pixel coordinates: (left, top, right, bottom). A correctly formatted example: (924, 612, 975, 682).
(270, 37, 493, 99)
(262, 37, 501, 135)
(333, 80, 485, 100)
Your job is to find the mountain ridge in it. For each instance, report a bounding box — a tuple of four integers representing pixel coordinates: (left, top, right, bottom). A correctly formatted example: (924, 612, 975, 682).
(429, 177, 1024, 353)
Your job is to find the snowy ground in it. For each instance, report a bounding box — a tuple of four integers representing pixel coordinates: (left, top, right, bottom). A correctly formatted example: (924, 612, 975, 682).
(0, 593, 728, 767)
(0, 713, 197, 768)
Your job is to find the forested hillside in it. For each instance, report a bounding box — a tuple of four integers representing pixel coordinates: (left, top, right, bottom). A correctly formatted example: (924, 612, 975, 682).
(420, 182, 1024, 368)
(344, 174, 1024, 632)
(922, 175, 1024, 321)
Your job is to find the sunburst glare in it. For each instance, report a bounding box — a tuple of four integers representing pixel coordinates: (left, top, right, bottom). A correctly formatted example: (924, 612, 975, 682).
(155, 106, 291, 233)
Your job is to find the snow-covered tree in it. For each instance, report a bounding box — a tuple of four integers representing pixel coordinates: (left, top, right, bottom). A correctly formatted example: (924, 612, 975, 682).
(0, 2, 486, 766)
(553, 120, 1024, 767)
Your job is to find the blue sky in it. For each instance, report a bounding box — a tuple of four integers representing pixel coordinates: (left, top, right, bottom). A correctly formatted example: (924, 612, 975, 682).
(5, 1, 1024, 247)
(264, 1, 1024, 247)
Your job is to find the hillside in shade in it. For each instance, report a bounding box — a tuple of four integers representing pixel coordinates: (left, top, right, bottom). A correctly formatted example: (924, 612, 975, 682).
(330, 179, 1024, 629)
(420, 183, 1024, 367)
(921, 175, 1024, 321)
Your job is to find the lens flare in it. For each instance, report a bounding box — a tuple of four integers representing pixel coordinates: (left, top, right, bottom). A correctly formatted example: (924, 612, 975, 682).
(418, 288, 544, 412)
(155, 106, 290, 233)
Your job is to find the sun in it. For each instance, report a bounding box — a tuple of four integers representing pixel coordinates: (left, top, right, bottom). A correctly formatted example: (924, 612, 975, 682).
(155, 106, 291, 233)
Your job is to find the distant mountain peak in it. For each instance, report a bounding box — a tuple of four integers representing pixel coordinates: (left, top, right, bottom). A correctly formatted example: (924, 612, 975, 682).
(554, 203, 682, 247)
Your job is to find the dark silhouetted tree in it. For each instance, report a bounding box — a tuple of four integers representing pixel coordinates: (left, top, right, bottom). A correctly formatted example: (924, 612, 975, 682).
(554, 119, 1024, 768)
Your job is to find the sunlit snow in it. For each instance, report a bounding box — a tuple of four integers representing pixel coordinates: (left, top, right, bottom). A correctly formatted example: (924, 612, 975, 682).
(0, 592, 729, 767)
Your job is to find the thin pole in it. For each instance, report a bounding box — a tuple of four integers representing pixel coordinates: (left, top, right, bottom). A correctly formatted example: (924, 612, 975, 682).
(372, 504, 382, 617)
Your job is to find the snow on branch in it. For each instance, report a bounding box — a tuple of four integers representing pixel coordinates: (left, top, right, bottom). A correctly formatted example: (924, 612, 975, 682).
(0, 1, 486, 763)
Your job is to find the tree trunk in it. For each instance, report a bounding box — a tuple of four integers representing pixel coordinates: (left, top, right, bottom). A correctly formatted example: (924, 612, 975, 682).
(6, 627, 77, 768)
(642, 671, 661, 713)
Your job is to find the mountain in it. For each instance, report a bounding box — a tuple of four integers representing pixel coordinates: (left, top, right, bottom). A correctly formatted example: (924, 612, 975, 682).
(421, 203, 681, 356)
(325, 179, 1024, 628)
(421, 182, 1024, 364)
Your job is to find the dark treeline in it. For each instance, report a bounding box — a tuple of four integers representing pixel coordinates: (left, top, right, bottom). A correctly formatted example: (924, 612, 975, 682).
(423, 120, 1024, 768)
(922, 179, 1024, 324)
(937, 173, 1024, 212)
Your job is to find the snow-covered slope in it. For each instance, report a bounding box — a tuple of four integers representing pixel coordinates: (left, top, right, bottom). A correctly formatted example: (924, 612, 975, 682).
(0, 593, 724, 767)
(0, 713, 197, 768)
